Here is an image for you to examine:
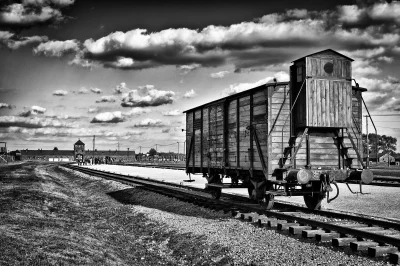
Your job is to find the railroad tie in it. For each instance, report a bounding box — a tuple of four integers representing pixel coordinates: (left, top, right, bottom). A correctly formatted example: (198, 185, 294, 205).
(350, 241, 379, 251)
(289, 225, 312, 235)
(389, 252, 400, 264)
(267, 219, 287, 228)
(332, 237, 357, 247)
(368, 246, 398, 257)
(302, 230, 326, 239)
(277, 222, 299, 231)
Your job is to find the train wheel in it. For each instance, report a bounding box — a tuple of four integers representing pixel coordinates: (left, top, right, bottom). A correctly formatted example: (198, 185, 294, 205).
(210, 188, 222, 200)
(208, 174, 222, 200)
(303, 193, 325, 210)
(260, 194, 274, 210)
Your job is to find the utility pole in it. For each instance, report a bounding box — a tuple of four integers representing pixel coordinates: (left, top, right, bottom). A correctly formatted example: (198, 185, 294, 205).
(127, 148, 129, 161)
(365, 115, 369, 168)
(117, 140, 120, 151)
(92, 135, 95, 165)
(177, 142, 180, 161)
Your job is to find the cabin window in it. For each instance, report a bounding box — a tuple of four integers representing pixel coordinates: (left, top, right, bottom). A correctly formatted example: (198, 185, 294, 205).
(297, 66, 303, 82)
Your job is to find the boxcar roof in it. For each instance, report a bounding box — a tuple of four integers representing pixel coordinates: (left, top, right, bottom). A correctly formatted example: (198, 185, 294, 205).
(183, 81, 367, 114)
(183, 81, 289, 113)
(292, 49, 354, 63)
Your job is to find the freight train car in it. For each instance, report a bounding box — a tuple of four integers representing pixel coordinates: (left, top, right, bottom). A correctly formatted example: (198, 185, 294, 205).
(184, 49, 374, 210)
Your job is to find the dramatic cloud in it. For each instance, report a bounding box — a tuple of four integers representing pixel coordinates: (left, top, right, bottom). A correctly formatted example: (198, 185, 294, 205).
(210, 70, 230, 78)
(53, 90, 68, 96)
(161, 128, 170, 133)
(162, 109, 182, 116)
(222, 71, 289, 96)
(70, 2, 400, 74)
(113, 82, 127, 94)
(0, 103, 15, 109)
(133, 118, 164, 127)
(121, 85, 175, 107)
(33, 39, 80, 57)
(183, 89, 196, 98)
(91, 111, 124, 123)
(95, 95, 116, 103)
(0, 31, 48, 49)
(91, 87, 102, 94)
(0, 0, 74, 29)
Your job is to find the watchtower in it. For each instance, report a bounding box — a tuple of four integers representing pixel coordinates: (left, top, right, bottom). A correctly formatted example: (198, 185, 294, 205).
(74, 139, 85, 161)
(290, 49, 353, 131)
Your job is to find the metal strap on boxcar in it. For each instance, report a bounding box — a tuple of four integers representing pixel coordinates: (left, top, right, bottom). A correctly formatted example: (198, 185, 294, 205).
(185, 134, 194, 174)
(267, 86, 290, 137)
(280, 76, 311, 166)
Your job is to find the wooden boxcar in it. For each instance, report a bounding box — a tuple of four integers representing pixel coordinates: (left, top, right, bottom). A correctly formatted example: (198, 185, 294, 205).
(184, 49, 373, 209)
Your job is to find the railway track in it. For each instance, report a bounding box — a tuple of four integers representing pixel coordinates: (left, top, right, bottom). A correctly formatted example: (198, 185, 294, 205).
(65, 164, 400, 264)
(117, 162, 400, 187)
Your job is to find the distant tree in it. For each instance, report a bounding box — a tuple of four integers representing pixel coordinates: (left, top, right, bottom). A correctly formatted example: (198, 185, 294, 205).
(53, 147, 58, 150)
(148, 148, 157, 157)
(362, 133, 397, 154)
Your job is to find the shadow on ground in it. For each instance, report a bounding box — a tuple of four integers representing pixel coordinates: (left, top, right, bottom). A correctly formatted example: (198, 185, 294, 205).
(107, 187, 231, 220)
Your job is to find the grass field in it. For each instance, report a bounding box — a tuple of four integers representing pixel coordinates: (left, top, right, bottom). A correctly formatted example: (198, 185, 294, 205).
(0, 162, 232, 265)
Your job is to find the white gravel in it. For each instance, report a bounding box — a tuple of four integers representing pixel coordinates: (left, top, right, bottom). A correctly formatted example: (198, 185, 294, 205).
(66, 166, 390, 265)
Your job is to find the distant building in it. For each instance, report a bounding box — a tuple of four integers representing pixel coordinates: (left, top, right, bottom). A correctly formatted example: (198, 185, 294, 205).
(16, 139, 136, 163)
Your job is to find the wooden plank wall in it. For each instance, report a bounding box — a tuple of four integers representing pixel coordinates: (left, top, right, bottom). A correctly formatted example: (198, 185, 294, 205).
(268, 84, 291, 175)
(306, 79, 352, 128)
(306, 56, 351, 79)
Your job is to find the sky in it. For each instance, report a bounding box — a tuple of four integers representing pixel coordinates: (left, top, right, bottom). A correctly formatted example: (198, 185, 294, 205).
(1, 0, 400, 154)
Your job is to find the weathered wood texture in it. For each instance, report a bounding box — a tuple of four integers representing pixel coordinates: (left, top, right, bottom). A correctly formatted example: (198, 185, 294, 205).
(293, 52, 353, 128)
(268, 85, 291, 176)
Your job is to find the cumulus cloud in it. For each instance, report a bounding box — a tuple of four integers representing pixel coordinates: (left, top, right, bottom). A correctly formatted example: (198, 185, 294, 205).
(88, 107, 99, 113)
(53, 90, 68, 96)
(123, 107, 151, 116)
(121, 85, 175, 107)
(178, 64, 201, 75)
(19, 105, 47, 117)
(210, 70, 230, 78)
(113, 82, 128, 94)
(183, 89, 196, 98)
(91, 111, 124, 123)
(74, 87, 89, 94)
(0, 103, 15, 109)
(33, 39, 80, 57)
(133, 118, 165, 127)
(0, 115, 77, 128)
(222, 71, 289, 96)
(162, 109, 182, 116)
(95, 95, 116, 103)
(91, 87, 102, 94)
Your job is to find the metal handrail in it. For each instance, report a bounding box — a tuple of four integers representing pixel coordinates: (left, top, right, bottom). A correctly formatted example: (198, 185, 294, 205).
(361, 96, 378, 165)
(281, 77, 310, 162)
